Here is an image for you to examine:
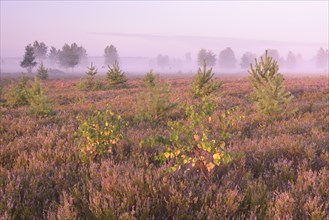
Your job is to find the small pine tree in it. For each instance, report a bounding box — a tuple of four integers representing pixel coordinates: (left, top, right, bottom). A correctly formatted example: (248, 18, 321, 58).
(36, 62, 48, 80)
(106, 61, 127, 87)
(192, 63, 222, 98)
(77, 63, 102, 91)
(6, 74, 30, 107)
(249, 50, 293, 116)
(136, 75, 176, 123)
(28, 77, 54, 116)
(86, 62, 97, 79)
(143, 70, 158, 88)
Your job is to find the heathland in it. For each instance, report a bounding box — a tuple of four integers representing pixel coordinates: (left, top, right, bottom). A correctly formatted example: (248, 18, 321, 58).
(0, 72, 328, 219)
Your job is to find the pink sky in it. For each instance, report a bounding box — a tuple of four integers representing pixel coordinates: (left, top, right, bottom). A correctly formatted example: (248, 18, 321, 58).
(1, 1, 328, 58)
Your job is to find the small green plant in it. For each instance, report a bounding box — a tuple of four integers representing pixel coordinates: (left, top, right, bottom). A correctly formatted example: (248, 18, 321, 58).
(192, 63, 222, 98)
(36, 62, 48, 80)
(0, 85, 3, 103)
(28, 77, 54, 116)
(106, 61, 127, 88)
(6, 74, 30, 107)
(77, 63, 103, 91)
(140, 98, 236, 180)
(140, 65, 235, 179)
(143, 70, 158, 88)
(249, 50, 294, 116)
(135, 72, 176, 123)
(76, 107, 127, 163)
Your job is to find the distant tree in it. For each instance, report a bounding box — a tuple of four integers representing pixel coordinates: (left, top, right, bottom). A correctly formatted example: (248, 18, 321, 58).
(240, 52, 257, 69)
(1, 58, 4, 72)
(315, 48, 329, 68)
(58, 43, 87, 71)
(286, 51, 297, 69)
(33, 41, 48, 61)
(104, 45, 119, 66)
(106, 61, 127, 87)
(157, 54, 170, 68)
(296, 53, 303, 63)
(197, 49, 216, 67)
(78, 46, 88, 66)
(20, 44, 37, 73)
(36, 62, 48, 80)
(185, 52, 192, 63)
(48, 46, 59, 66)
(218, 47, 237, 69)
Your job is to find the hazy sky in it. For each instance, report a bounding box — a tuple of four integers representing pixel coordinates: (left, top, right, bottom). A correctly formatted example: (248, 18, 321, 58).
(1, 1, 328, 57)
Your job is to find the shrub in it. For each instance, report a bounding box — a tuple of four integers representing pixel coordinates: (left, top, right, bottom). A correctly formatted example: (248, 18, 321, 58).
(192, 63, 222, 98)
(76, 107, 127, 163)
(140, 65, 234, 179)
(248, 50, 294, 116)
(135, 73, 176, 123)
(143, 69, 158, 88)
(28, 77, 54, 116)
(77, 63, 103, 91)
(36, 62, 48, 80)
(6, 74, 30, 107)
(0, 85, 3, 104)
(106, 61, 127, 88)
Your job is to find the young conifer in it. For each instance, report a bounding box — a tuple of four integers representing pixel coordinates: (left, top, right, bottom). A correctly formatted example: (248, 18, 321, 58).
(78, 63, 102, 91)
(28, 76, 53, 116)
(106, 61, 127, 87)
(86, 62, 97, 79)
(248, 50, 293, 116)
(136, 70, 175, 123)
(36, 62, 48, 80)
(6, 74, 30, 107)
(192, 63, 222, 98)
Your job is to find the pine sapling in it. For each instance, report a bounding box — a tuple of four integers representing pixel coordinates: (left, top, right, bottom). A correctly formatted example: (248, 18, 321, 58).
(36, 62, 48, 80)
(248, 50, 294, 116)
(192, 63, 222, 98)
(106, 61, 127, 87)
(28, 76, 54, 116)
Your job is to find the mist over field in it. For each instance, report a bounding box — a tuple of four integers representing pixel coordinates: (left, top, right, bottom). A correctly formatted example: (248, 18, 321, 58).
(1, 2, 329, 219)
(1, 35, 327, 75)
(1, 1, 328, 76)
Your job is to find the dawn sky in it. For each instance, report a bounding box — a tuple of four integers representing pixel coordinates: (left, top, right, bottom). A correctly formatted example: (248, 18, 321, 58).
(1, 1, 328, 57)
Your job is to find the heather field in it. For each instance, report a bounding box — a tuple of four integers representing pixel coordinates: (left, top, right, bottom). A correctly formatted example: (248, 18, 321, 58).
(0, 74, 328, 219)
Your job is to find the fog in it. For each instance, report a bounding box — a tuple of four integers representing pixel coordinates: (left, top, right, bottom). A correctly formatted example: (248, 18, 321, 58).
(1, 35, 327, 75)
(1, 1, 328, 76)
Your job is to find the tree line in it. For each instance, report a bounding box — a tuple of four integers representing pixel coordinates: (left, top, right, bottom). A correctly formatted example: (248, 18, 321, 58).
(196, 47, 328, 70)
(20, 40, 329, 74)
(20, 41, 119, 73)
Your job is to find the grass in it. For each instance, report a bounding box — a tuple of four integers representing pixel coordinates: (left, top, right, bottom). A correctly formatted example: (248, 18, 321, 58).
(0, 74, 328, 219)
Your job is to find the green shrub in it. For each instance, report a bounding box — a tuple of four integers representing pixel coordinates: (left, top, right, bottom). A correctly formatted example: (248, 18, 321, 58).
(0, 85, 3, 104)
(28, 77, 54, 116)
(248, 50, 294, 116)
(140, 65, 234, 179)
(143, 70, 158, 88)
(36, 62, 48, 80)
(135, 73, 176, 123)
(140, 97, 236, 179)
(77, 63, 103, 91)
(6, 74, 30, 107)
(192, 63, 222, 98)
(76, 107, 127, 163)
(106, 61, 127, 88)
